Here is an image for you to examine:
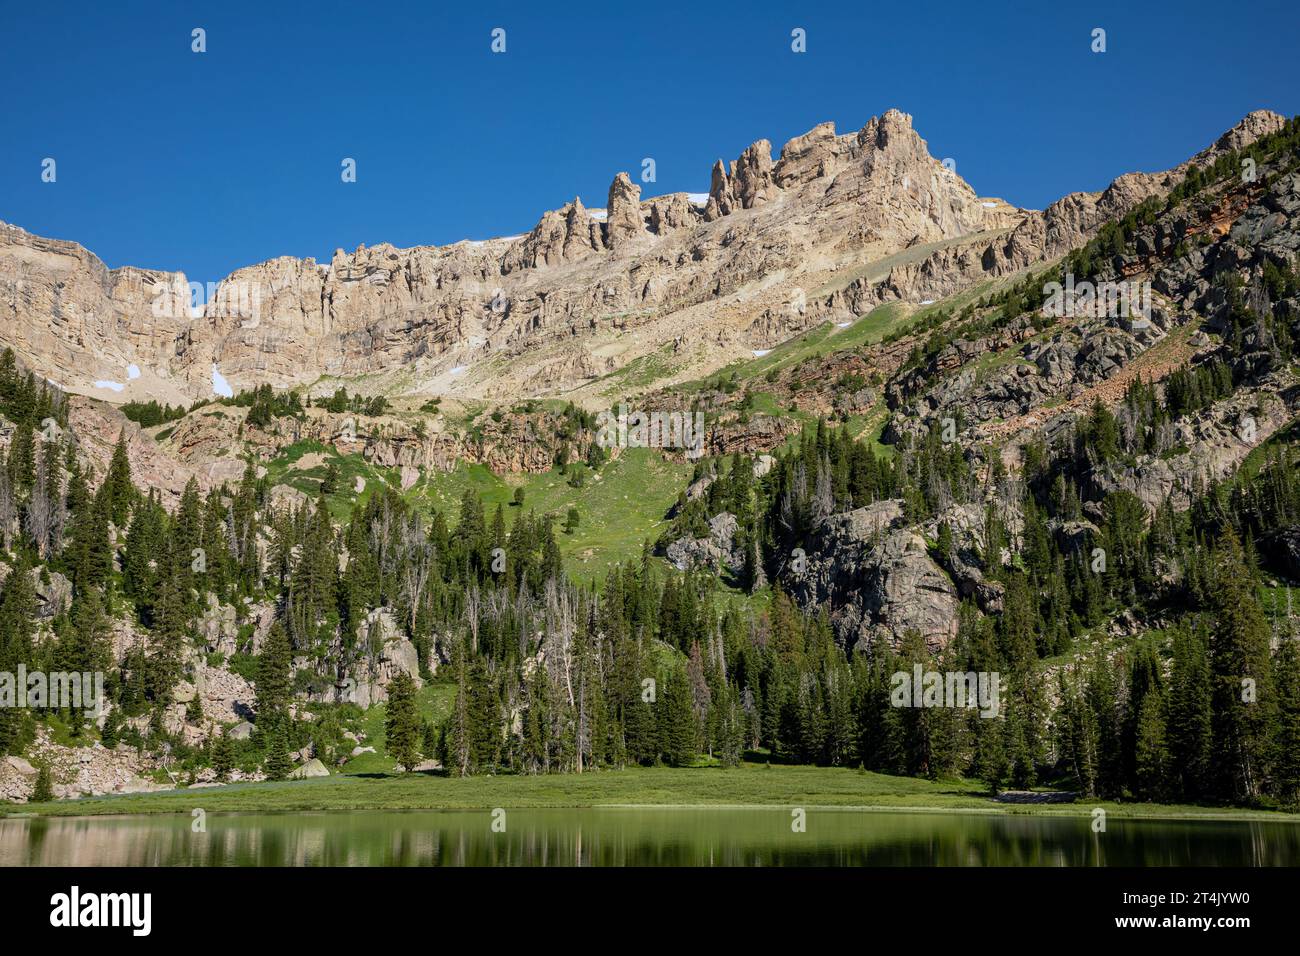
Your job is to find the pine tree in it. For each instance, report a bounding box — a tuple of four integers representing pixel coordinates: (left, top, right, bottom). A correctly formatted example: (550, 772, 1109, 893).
(385, 671, 421, 772)
(1208, 531, 1278, 803)
(6, 418, 35, 492)
(212, 732, 234, 782)
(449, 636, 474, 776)
(254, 622, 293, 736)
(31, 762, 54, 803)
(103, 430, 135, 527)
(658, 668, 697, 767)
(1133, 691, 1170, 802)
(264, 733, 292, 781)
(1168, 622, 1213, 801)
(1273, 638, 1300, 808)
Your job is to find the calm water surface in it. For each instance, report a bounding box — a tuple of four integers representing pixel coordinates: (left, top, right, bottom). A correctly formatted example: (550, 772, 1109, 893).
(1, 809, 1296, 866)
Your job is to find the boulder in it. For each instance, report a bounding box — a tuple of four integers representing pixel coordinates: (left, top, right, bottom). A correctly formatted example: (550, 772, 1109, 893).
(4, 755, 36, 776)
(289, 758, 330, 779)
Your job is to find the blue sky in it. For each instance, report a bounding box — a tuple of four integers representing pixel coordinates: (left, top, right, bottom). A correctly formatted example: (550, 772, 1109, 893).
(1, 0, 1296, 286)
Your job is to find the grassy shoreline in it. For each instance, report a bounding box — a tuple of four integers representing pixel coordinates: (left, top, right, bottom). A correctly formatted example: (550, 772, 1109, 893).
(6, 764, 1296, 823)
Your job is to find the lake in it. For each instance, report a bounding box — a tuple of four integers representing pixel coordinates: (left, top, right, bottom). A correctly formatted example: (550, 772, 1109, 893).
(1, 808, 1296, 866)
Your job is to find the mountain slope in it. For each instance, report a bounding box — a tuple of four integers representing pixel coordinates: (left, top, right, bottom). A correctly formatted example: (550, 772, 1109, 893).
(2, 110, 1281, 409)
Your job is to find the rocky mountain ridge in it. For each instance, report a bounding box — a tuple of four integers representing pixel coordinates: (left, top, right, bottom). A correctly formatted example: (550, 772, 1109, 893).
(3, 109, 1280, 409)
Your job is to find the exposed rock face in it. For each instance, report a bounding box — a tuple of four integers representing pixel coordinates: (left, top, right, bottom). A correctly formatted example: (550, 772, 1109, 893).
(847, 110, 1287, 313)
(924, 504, 1006, 613)
(784, 499, 959, 651)
(334, 608, 423, 708)
(2, 111, 1281, 412)
(647, 193, 701, 235)
(66, 396, 208, 504)
(199, 594, 238, 656)
(0, 108, 1110, 404)
(884, 134, 1300, 509)
(194, 660, 255, 723)
(665, 512, 743, 573)
(773, 122, 838, 187)
(705, 139, 775, 219)
(1095, 378, 1298, 511)
(30, 569, 71, 619)
(605, 173, 647, 252)
(886, 307, 1175, 442)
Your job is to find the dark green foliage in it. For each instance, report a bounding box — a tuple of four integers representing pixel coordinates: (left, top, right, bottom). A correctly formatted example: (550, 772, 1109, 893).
(385, 672, 421, 772)
(32, 762, 54, 802)
(263, 733, 292, 781)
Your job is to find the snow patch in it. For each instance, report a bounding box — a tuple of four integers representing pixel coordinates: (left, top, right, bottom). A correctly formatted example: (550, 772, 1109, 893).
(981, 202, 998, 208)
(835, 321, 852, 328)
(211, 364, 234, 398)
(752, 349, 771, 358)
(920, 299, 935, 305)
(686, 193, 709, 206)
(126, 364, 141, 380)
(94, 380, 125, 392)
(449, 365, 468, 376)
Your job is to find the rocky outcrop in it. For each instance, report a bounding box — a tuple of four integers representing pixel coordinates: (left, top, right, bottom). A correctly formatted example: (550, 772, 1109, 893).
(784, 499, 960, 651)
(0, 730, 167, 803)
(1095, 377, 1299, 511)
(194, 660, 256, 723)
(67, 396, 208, 505)
(844, 110, 1287, 313)
(605, 173, 647, 252)
(0, 107, 1098, 403)
(924, 504, 1007, 613)
(665, 512, 743, 573)
(704, 140, 775, 220)
(30, 569, 71, 619)
(199, 594, 238, 656)
(333, 608, 423, 708)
